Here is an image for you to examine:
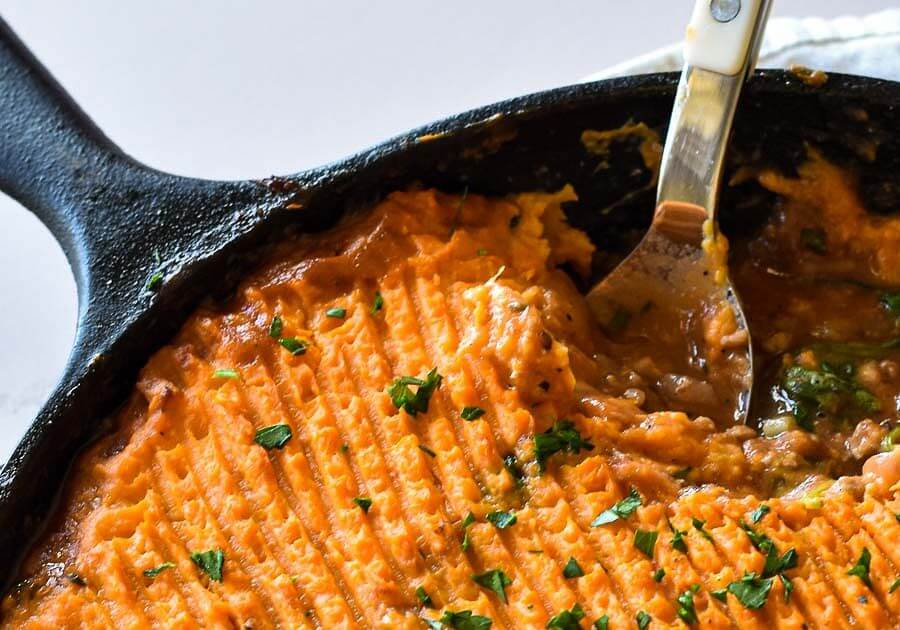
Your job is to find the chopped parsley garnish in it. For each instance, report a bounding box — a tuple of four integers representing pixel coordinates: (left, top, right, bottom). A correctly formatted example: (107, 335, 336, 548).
(418, 444, 437, 458)
(341, 443, 350, 453)
(546, 603, 585, 629)
(477, 248, 488, 257)
(634, 529, 658, 558)
(668, 518, 688, 553)
(677, 586, 699, 624)
(776, 364, 880, 429)
(562, 557, 584, 579)
(800, 227, 827, 254)
(190, 549, 224, 582)
(415, 585, 434, 607)
(739, 521, 797, 578)
(779, 574, 794, 602)
(672, 466, 692, 480)
(692, 517, 713, 542)
(749, 504, 770, 524)
(278, 337, 308, 355)
(881, 291, 900, 316)
(268, 315, 283, 339)
(593, 614, 609, 630)
(143, 562, 175, 578)
(213, 368, 239, 380)
(326, 307, 347, 319)
(147, 272, 164, 291)
(461, 406, 486, 421)
(591, 488, 642, 526)
(847, 547, 872, 587)
(653, 568, 665, 582)
(727, 572, 773, 609)
(388, 368, 443, 416)
(433, 609, 492, 629)
(486, 511, 517, 529)
(461, 512, 476, 551)
(503, 454, 525, 485)
(636, 610, 651, 630)
(890, 577, 900, 594)
(254, 424, 292, 450)
(472, 569, 512, 603)
(371, 291, 384, 315)
(353, 497, 373, 513)
(710, 588, 727, 602)
(533, 420, 594, 472)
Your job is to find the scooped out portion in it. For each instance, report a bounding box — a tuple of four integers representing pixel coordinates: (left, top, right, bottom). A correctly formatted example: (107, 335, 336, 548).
(4, 154, 900, 629)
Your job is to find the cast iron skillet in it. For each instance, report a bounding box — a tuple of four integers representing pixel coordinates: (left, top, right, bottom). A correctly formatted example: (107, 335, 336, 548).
(3, 15, 900, 590)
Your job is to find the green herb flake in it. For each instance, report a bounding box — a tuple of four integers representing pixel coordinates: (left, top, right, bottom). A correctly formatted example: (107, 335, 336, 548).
(388, 368, 443, 416)
(326, 307, 347, 319)
(800, 227, 827, 254)
(278, 337, 308, 355)
(546, 603, 585, 629)
(692, 517, 713, 542)
(749, 504, 770, 524)
(143, 562, 175, 578)
(477, 248, 488, 257)
(415, 585, 433, 607)
(677, 587, 699, 624)
(371, 291, 384, 315)
(437, 609, 492, 629)
(562, 556, 584, 579)
(268, 315, 283, 339)
(711, 588, 728, 602)
(461, 406, 486, 421)
(353, 497, 373, 513)
(213, 368, 239, 380)
(503, 454, 525, 485)
(652, 568, 666, 582)
(847, 547, 872, 587)
(486, 510, 517, 529)
(634, 529, 658, 558)
(671, 466, 692, 479)
(668, 518, 688, 553)
(533, 420, 594, 472)
(727, 572, 773, 610)
(254, 424, 292, 450)
(881, 292, 900, 316)
(461, 512, 476, 551)
(190, 549, 224, 582)
(592, 488, 642, 526)
(779, 574, 794, 603)
(418, 444, 437, 458)
(778, 364, 880, 429)
(341, 443, 350, 453)
(889, 578, 900, 594)
(147, 272, 164, 292)
(472, 568, 512, 603)
(593, 614, 609, 630)
(636, 610, 651, 630)
(739, 520, 797, 578)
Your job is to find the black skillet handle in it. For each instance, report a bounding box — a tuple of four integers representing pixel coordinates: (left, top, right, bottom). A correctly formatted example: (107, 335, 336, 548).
(0, 16, 305, 578)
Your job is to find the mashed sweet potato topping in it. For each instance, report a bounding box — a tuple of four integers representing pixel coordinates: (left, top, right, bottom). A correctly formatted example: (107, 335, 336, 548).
(4, 157, 900, 629)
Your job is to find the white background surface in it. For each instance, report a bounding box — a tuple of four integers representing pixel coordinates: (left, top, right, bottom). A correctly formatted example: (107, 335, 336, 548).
(0, 0, 891, 466)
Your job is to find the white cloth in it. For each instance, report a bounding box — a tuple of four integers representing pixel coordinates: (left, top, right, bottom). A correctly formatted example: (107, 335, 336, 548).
(584, 9, 900, 81)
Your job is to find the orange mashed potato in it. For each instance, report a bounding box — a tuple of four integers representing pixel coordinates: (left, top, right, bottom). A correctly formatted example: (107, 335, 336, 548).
(4, 161, 900, 629)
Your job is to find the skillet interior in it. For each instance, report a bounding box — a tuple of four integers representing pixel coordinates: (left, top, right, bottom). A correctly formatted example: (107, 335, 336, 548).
(2, 45, 900, 592)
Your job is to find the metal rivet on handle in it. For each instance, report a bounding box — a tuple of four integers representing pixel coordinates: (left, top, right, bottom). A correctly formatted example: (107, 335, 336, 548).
(710, 0, 741, 22)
